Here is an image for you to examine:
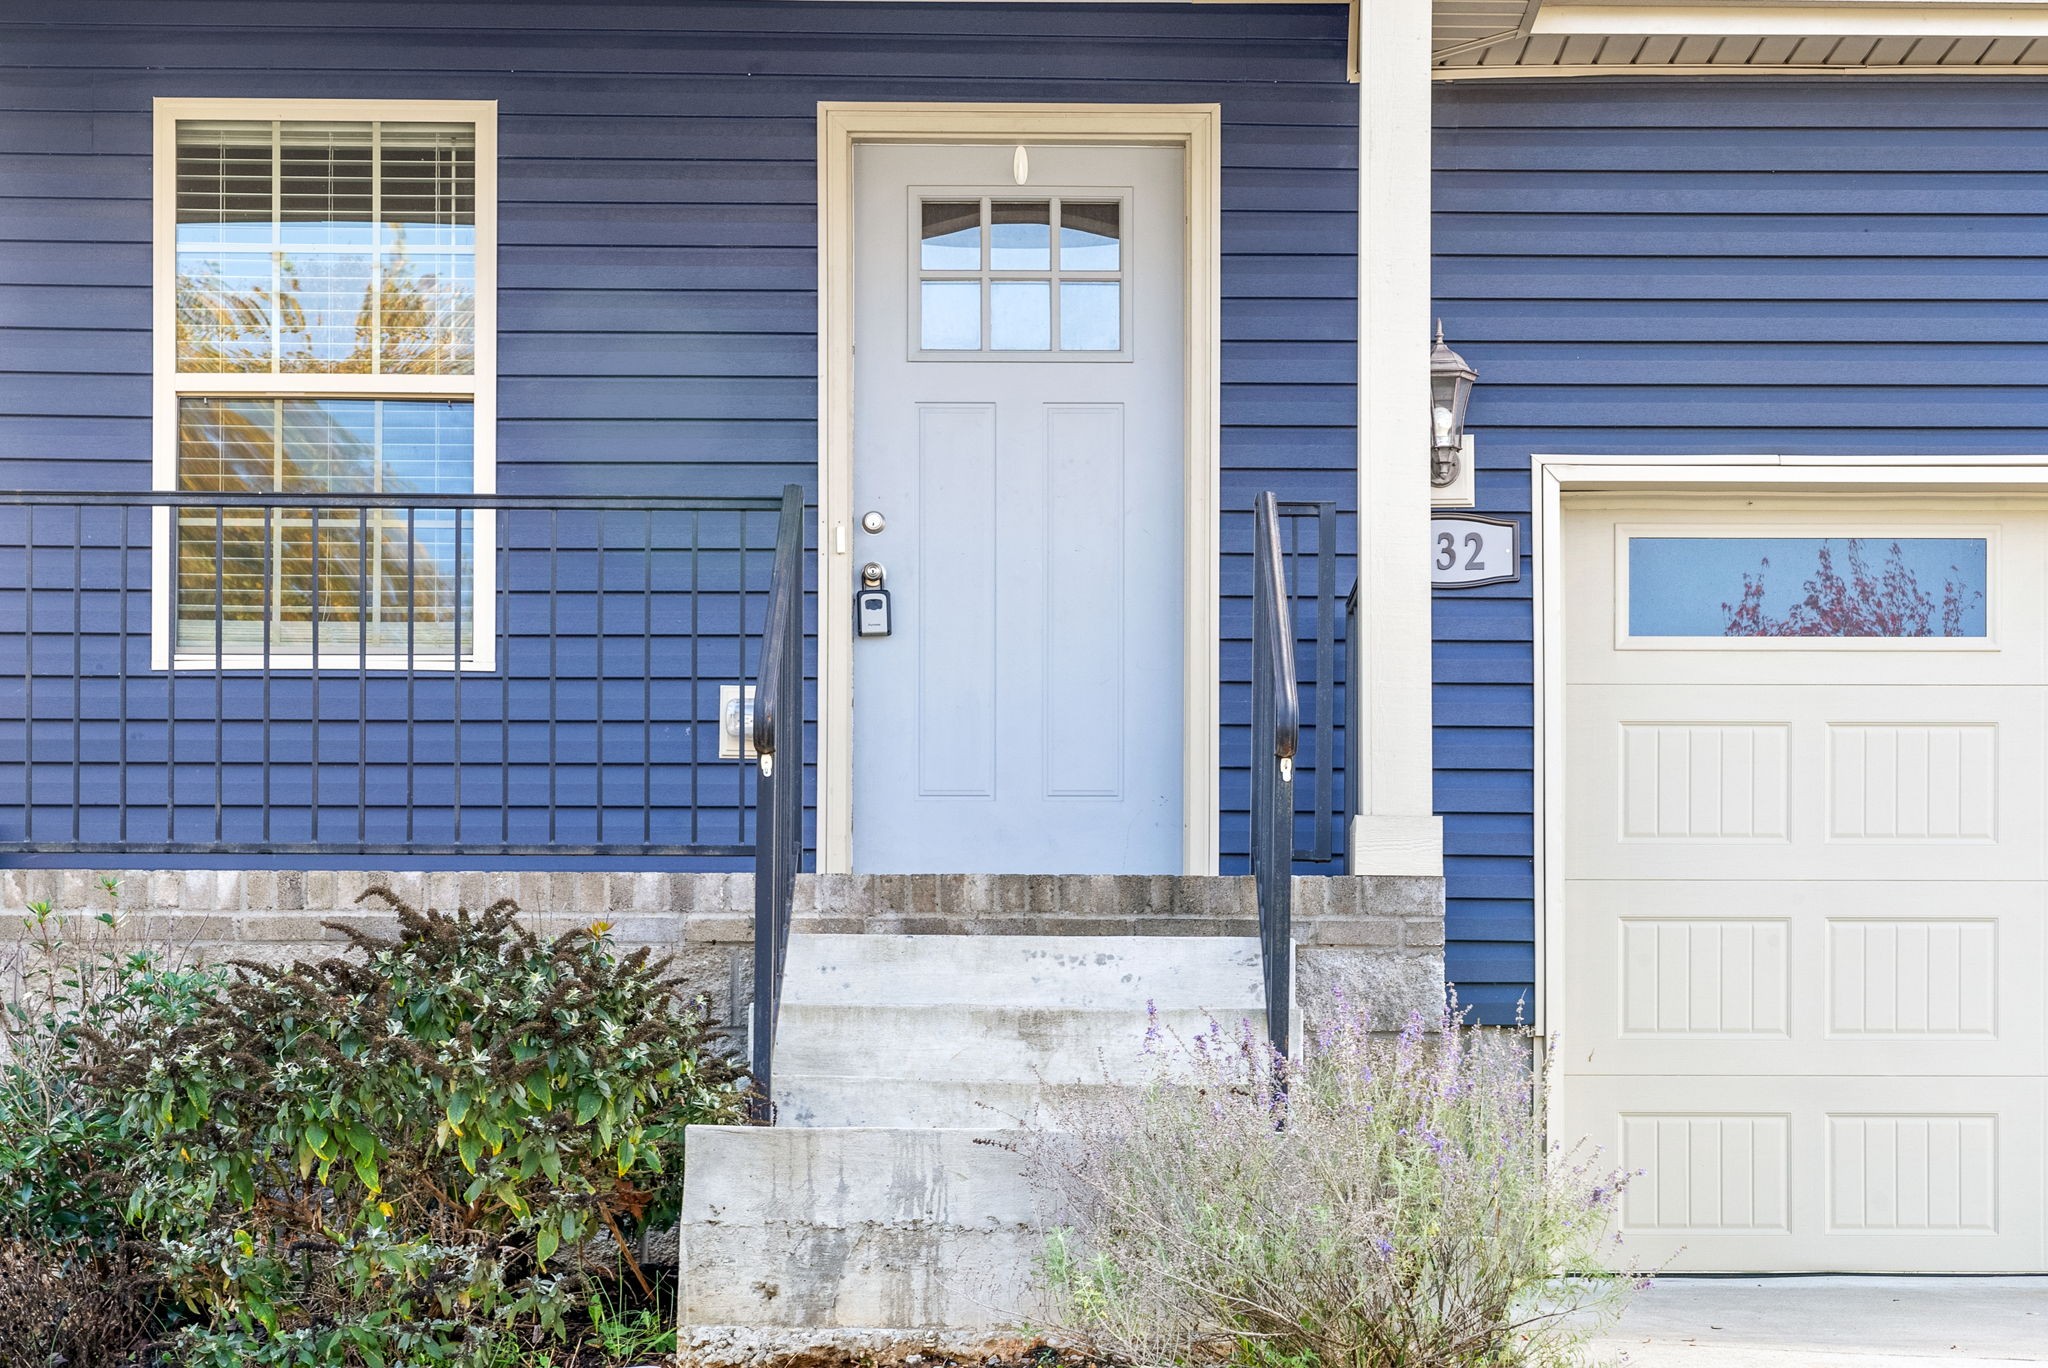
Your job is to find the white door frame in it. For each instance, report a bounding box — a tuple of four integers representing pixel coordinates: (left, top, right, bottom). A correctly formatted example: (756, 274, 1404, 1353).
(816, 102, 1223, 875)
(1533, 454, 2048, 1048)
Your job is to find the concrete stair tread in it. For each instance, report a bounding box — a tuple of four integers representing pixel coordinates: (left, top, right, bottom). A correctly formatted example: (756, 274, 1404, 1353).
(773, 1001, 1262, 1086)
(773, 1076, 1127, 1129)
(780, 932, 1263, 1008)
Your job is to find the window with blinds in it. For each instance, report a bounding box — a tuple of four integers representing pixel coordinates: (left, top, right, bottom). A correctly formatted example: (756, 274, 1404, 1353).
(174, 119, 475, 374)
(156, 104, 493, 667)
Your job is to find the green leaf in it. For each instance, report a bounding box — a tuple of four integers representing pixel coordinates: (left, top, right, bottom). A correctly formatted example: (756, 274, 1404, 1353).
(446, 1092, 470, 1125)
(305, 1121, 331, 1155)
(536, 1223, 559, 1265)
(575, 1088, 603, 1125)
(459, 1133, 483, 1175)
(352, 1151, 380, 1194)
(494, 1181, 528, 1218)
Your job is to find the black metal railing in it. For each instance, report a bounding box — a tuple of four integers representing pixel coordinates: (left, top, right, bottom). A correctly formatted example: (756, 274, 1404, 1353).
(0, 489, 810, 858)
(1273, 500, 1343, 865)
(748, 484, 804, 1123)
(1250, 492, 1299, 1062)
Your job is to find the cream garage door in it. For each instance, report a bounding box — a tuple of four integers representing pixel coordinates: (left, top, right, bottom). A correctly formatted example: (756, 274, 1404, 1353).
(1560, 495, 2048, 1273)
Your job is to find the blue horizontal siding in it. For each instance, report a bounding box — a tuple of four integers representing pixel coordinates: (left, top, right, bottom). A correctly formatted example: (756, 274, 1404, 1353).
(0, 2, 1359, 871)
(1432, 75, 2048, 1023)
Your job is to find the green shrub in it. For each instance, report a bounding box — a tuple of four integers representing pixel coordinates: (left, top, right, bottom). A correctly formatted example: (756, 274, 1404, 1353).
(1021, 1003, 1648, 1368)
(0, 893, 217, 1365)
(93, 888, 748, 1367)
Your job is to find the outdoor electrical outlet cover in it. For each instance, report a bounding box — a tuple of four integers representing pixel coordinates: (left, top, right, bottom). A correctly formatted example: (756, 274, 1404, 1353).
(718, 684, 757, 759)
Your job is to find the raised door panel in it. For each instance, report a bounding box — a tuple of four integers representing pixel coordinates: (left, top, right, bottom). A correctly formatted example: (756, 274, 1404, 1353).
(1561, 879, 2047, 1079)
(1565, 684, 2046, 883)
(1564, 1075, 2047, 1273)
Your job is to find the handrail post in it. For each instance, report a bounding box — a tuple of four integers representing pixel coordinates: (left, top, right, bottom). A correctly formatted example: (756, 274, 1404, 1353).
(749, 483, 805, 1123)
(1250, 492, 1299, 1063)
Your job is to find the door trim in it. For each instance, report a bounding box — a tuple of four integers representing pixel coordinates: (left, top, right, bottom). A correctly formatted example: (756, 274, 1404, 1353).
(1532, 454, 2048, 1131)
(817, 102, 1223, 875)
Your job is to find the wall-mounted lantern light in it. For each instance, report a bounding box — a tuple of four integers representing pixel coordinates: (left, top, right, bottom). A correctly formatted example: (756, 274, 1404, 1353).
(1429, 321, 1477, 492)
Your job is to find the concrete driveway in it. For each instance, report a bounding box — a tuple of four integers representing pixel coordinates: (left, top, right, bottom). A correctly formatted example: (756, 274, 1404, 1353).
(1584, 1276, 2048, 1366)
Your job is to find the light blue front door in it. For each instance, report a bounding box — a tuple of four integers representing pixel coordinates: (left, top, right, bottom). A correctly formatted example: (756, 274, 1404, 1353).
(850, 142, 1186, 873)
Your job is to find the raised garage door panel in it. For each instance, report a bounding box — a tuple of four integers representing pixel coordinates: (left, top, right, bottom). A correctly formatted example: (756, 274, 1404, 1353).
(1558, 497, 2048, 1273)
(1568, 1074, 2046, 1273)
(1566, 685, 2046, 882)
(1561, 879, 2047, 1079)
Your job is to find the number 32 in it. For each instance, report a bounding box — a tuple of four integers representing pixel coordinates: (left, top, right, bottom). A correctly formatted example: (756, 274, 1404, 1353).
(1435, 530, 1487, 573)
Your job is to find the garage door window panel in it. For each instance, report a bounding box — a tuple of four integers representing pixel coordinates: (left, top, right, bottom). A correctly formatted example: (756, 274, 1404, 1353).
(1623, 531, 1990, 645)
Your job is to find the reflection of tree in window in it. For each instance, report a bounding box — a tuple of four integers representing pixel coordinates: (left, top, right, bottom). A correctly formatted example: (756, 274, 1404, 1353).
(176, 230, 472, 376)
(175, 398, 468, 658)
(1722, 539, 1983, 638)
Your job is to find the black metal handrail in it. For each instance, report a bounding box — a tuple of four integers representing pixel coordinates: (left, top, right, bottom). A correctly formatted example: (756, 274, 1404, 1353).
(748, 484, 805, 1122)
(1275, 499, 1341, 864)
(0, 487, 791, 857)
(1250, 491, 1298, 1061)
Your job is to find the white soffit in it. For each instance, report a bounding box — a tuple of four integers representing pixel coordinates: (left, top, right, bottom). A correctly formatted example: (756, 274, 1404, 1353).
(1434, 0, 2048, 70)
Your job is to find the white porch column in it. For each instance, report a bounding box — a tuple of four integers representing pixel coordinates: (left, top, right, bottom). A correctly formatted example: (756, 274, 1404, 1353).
(1351, 0, 1443, 877)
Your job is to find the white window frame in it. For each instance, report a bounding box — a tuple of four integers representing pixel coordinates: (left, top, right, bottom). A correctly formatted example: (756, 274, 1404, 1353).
(150, 97, 498, 671)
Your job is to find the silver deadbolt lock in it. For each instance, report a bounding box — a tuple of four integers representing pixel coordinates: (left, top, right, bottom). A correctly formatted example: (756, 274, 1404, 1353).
(857, 561, 892, 637)
(861, 510, 887, 534)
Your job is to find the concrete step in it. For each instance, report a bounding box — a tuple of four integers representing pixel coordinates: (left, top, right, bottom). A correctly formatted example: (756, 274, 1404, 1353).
(679, 932, 1279, 1334)
(681, 1124, 1039, 1330)
(774, 1001, 1259, 1089)
(780, 932, 1264, 1009)
(773, 1076, 1122, 1129)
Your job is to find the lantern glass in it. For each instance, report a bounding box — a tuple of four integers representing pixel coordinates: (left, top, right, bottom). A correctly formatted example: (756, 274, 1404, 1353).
(1430, 346, 1475, 444)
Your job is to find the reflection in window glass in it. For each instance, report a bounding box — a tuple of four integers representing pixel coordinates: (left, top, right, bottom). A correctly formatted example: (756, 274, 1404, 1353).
(1628, 536, 1988, 638)
(278, 252, 376, 372)
(1060, 282, 1120, 351)
(991, 280, 1051, 350)
(920, 280, 981, 350)
(1059, 201, 1120, 270)
(175, 396, 475, 656)
(173, 118, 477, 375)
(174, 251, 274, 372)
(920, 201, 981, 270)
(990, 200, 1051, 271)
(379, 250, 477, 375)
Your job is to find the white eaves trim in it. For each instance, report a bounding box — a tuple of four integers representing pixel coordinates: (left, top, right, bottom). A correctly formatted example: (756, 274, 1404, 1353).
(1536, 2, 2048, 35)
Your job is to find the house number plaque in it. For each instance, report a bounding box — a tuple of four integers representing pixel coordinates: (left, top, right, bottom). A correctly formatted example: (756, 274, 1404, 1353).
(1431, 515, 1520, 589)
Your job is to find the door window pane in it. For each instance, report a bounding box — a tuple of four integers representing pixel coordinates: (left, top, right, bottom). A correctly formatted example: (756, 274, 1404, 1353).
(990, 200, 1051, 271)
(990, 280, 1051, 351)
(920, 201, 981, 270)
(1059, 281, 1120, 351)
(1628, 536, 1989, 638)
(914, 194, 1126, 356)
(920, 280, 981, 350)
(1059, 201, 1120, 270)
